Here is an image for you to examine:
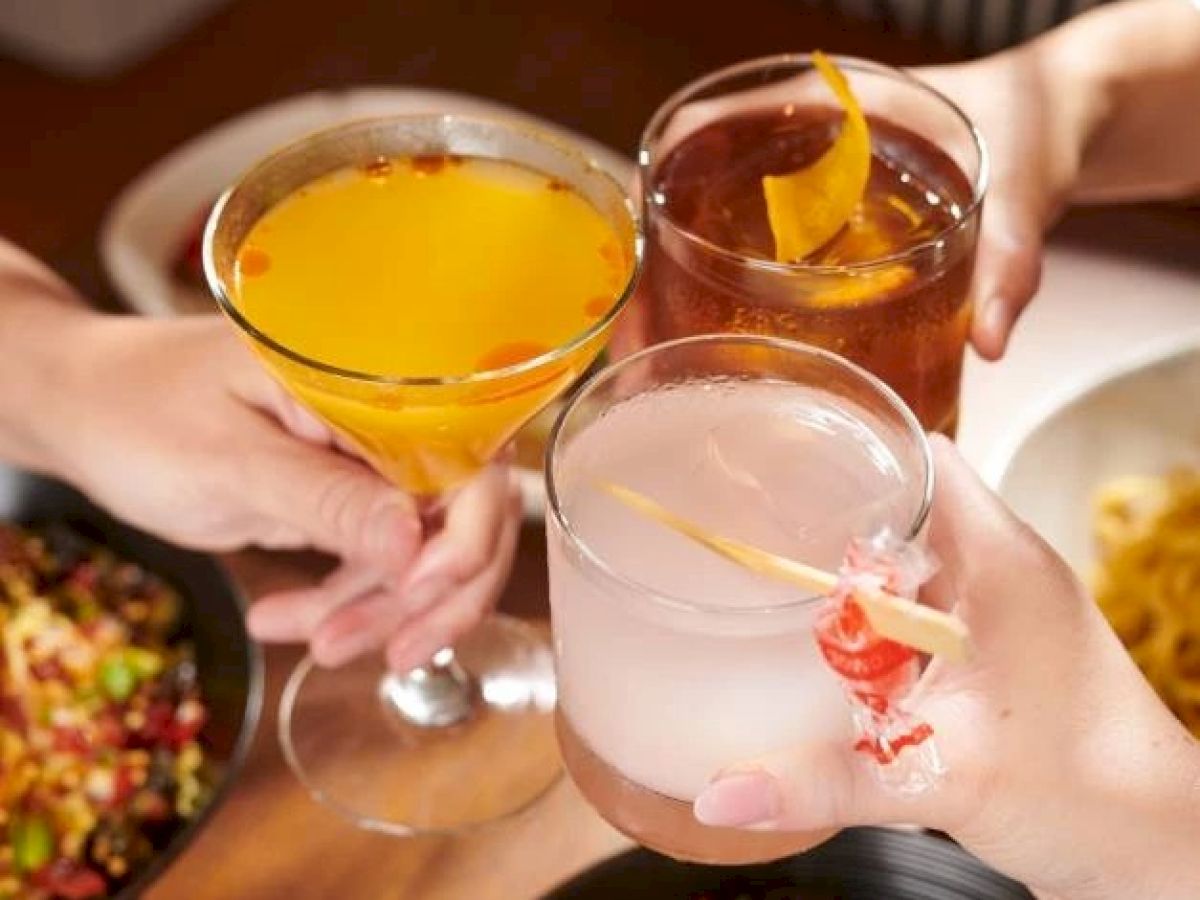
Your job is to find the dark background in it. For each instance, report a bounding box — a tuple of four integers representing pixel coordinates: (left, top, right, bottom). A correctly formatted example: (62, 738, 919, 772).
(0, 0, 958, 307)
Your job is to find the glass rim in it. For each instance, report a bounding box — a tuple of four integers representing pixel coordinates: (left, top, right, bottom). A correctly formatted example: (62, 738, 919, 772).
(637, 52, 990, 277)
(202, 112, 644, 388)
(544, 333, 935, 617)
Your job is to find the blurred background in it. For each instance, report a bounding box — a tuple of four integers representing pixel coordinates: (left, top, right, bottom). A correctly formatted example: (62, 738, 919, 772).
(0, 0, 970, 306)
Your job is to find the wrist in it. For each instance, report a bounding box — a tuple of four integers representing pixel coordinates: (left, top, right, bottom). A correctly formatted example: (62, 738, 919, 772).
(1026, 25, 1115, 202)
(1076, 704, 1200, 900)
(1131, 739, 1200, 900)
(0, 262, 104, 480)
(1036, 0, 1200, 202)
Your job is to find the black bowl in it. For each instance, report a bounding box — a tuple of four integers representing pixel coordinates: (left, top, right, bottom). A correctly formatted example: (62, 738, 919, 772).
(544, 827, 1035, 900)
(0, 465, 264, 897)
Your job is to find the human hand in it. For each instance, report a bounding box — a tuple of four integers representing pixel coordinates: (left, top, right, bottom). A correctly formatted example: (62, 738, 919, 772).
(692, 437, 1200, 900)
(606, 35, 1104, 367)
(37, 310, 521, 671)
(913, 49, 1091, 361)
(606, 48, 1084, 367)
(918, 0, 1200, 359)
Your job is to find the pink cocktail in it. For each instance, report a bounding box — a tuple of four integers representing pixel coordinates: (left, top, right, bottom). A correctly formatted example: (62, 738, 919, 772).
(545, 334, 932, 864)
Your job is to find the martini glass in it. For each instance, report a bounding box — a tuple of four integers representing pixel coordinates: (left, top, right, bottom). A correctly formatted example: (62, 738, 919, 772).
(203, 115, 641, 833)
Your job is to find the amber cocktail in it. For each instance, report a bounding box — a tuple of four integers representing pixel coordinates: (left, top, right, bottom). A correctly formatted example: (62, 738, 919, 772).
(640, 55, 986, 435)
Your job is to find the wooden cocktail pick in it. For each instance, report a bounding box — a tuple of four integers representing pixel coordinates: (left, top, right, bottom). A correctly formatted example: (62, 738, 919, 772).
(601, 481, 970, 663)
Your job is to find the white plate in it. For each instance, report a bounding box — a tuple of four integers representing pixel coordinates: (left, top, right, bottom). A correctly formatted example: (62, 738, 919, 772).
(992, 332, 1200, 571)
(99, 87, 636, 518)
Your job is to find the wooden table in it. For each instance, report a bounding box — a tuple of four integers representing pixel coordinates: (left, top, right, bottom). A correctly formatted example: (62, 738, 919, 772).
(2, 2, 1197, 897)
(160, 537, 632, 900)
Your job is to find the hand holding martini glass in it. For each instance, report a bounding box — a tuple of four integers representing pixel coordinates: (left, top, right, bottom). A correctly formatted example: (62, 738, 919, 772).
(203, 114, 640, 833)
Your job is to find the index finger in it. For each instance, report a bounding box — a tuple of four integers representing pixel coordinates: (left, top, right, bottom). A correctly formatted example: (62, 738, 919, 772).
(402, 464, 521, 592)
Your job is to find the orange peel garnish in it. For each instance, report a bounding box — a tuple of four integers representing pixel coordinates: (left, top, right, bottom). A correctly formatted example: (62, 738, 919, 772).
(809, 265, 914, 308)
(762, 51, 871, 263)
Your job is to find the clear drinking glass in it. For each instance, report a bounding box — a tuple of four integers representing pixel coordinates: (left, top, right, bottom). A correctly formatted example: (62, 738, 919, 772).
(545, 334, 932, 864)
(639, 54, 987, 436)
(204, 115, 641, 834)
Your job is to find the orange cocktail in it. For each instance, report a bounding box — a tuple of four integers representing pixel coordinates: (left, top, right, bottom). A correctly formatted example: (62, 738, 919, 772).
(223, 143, 632, 497)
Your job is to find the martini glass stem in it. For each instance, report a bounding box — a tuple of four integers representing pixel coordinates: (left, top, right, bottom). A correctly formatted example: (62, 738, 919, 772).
(381, 647, 476, 727)
(378, 494, 478, 728)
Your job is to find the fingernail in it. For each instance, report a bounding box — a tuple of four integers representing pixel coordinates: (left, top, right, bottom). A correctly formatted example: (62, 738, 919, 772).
(694, 771, 782, 828)
(369, 498, 418, 562)
(406, 577, 452, 615)
(982, 297, 1008, 342)
(387, 635, 436, 673)
(246, 603, 303, 642)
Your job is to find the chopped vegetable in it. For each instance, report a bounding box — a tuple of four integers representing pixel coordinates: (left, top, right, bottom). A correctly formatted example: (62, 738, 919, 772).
(98, 658, 135, 702)
(0, 523, 212, 898)
(11, 815, 53, 873)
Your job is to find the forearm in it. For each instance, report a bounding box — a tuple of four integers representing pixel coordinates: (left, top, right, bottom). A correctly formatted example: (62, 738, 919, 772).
(1038, 0, 1200, 203)
(1115, 739, 1200, 900)
(1070, 679, 1200, 900)
(0, 240, 98, 476)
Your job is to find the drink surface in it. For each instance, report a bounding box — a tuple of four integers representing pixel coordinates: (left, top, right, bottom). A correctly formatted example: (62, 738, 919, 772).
(549, 379, 916, 840)
(236, 154, 626, 376)
(656, 107, 967, 267)
(645, 108, 976, 434)
(231, 154, 630, 495)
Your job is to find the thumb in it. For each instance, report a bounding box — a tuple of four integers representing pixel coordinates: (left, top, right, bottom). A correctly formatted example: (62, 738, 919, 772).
(245, 429, 421, 571)
(693, 439, 1032, 835)
(969, 197, 1044, 361)
(923, 434, 1074, 637)
(694, 739, 923, 834)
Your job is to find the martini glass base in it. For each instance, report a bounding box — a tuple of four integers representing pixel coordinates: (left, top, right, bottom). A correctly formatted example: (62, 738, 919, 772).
(280, 615, 562, 835)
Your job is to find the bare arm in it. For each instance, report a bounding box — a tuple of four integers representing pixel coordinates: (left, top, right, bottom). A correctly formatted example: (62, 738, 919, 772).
(0, 240, 96, 475)
(0, 237, 520, 670)
(1052, 0, 1200, 203)
(916, 0, 1200, 358)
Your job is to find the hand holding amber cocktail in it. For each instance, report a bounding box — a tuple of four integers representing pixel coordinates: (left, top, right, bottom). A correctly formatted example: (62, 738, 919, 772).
(204, 115, 639, 834)
(639, 53, 986, 435)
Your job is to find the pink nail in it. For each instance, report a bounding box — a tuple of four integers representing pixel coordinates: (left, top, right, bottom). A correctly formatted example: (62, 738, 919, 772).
(370, 500, 420, 563)
(387, 637, 431, 673)
(246, 603, 300, 642)
(693, 770, 781, 828)
(983, 296, 1008, 340)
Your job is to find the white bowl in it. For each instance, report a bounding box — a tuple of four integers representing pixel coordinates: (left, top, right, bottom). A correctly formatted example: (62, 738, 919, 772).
(992, 332, 1200, 571)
